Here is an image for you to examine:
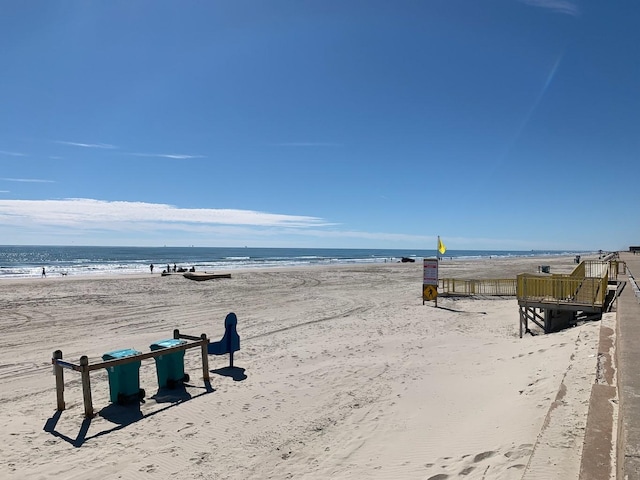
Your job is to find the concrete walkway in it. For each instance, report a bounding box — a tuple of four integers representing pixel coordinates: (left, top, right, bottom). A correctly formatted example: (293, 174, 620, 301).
(615, 252, 640, 478)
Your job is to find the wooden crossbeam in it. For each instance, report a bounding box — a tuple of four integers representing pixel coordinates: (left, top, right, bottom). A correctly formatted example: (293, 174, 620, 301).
(52, 332, 209, 418)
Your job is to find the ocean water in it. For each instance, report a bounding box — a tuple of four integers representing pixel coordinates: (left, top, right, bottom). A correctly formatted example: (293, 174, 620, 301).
(0, 245, 589, 279)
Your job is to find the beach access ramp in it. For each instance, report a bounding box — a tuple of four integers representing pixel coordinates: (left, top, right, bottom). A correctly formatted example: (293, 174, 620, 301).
(517, 259, 624, 336)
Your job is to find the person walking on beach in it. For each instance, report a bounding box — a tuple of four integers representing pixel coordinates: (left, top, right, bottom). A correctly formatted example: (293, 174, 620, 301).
(42, 267, 46, 278)
(150, 264, 154, 274)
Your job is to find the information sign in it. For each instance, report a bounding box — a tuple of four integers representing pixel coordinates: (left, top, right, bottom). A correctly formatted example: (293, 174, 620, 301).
(423, 258, 439, 305)
(423, 259, 438, 285)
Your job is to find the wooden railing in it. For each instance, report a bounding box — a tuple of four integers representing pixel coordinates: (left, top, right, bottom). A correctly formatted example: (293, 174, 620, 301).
(516, 260, 609, 308)
(440, 260, 618, 305)
(439, 278, 517, 296)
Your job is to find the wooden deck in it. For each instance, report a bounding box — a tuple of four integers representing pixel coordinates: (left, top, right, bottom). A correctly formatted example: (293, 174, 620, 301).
(517, 260, 615, 336)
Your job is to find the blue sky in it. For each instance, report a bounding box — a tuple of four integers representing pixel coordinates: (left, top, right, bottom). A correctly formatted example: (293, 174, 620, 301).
(1, 0, 638, 251)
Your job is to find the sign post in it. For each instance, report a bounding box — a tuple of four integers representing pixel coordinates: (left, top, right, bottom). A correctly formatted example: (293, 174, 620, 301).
(423, 258, 439, 307)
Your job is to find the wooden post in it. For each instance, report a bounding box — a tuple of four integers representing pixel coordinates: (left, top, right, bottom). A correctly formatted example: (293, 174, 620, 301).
(53, 350, 65, 411)
(80, 355, 93, 418)
(200, 334, 210, 381)
(519, 307, 523, 339)
(518, 305, 525, 338)
(226, 328, 232, 367)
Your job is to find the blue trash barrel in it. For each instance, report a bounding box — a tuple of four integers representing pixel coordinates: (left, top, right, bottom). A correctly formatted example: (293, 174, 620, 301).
(150, 339, 189, 389)
(102, 348, 144, 404)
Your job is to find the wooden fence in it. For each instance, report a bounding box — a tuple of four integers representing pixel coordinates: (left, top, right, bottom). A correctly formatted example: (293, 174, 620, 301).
(439, 278, 517, 296)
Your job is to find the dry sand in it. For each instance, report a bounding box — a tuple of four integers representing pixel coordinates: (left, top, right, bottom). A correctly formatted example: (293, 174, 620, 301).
(0, 255, 610, 479)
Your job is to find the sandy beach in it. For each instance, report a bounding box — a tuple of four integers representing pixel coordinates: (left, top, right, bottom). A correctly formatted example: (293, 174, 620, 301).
(0, 254, 610, 479)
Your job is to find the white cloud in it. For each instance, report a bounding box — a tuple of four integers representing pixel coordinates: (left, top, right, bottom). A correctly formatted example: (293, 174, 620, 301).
(55, 141, 117, 149)
(0, 177, 55, 183)
(0, 198, 572, 249)
(517, 0, 579, 15)
(126, 152, 205, 159)
(0, 198, 330, 229)
(0, 150, 27, 156)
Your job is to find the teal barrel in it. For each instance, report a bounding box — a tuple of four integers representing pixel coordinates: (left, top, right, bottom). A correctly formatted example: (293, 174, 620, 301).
(150, 339, 188, 389)
(102, 348, 143, 404)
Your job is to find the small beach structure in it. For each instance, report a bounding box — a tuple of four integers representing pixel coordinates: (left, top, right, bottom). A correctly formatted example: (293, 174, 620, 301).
(51, 313, 243, 418)
(183, 272, 231, 281)
(52, 330, 211, 418)
(161, 271, 231, 280)
(516, 259, 625, 337)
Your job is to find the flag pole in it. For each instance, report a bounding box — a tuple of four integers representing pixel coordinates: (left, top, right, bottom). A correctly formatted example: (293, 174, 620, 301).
(437, 236, 440, 261)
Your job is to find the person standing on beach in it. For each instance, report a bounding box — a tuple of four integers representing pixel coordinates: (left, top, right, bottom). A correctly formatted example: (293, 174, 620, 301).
(42, 267, 46, 278)
(150, 264, 154, 274)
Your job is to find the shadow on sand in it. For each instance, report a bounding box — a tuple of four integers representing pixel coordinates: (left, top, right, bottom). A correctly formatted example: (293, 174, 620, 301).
(211, 366, 247, 381)
(43, 380, 214, 448)
(437, 305, 487, 314)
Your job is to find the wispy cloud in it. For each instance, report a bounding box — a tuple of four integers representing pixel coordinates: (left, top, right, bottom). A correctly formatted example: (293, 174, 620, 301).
(0, 197, 447, 247)
(0, 178, 55, 183)
(0, 190, 9, 193)
(517, 0, 579, 16)
(271, 142, 342, 147)
(0, 150, 27, 156)
(0, 198, 330, 229)
(126, 152, 205, 159)
(0, 198, 557, 249)
(55, 141, 118, 149)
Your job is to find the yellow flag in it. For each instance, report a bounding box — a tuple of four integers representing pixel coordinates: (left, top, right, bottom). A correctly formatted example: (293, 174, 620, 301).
(438, 237, 446, 255)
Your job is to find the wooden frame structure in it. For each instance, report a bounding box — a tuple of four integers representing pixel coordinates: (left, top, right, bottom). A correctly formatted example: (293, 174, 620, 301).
(52, 329, 210, 418)
(517, 260, 612, 337)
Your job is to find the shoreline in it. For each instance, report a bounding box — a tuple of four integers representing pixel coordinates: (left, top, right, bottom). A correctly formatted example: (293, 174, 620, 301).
(0, 252, 599, 284)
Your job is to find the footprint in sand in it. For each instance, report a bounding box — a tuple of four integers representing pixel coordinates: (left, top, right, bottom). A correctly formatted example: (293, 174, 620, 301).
(426, 475, 449, 480)
(473, 451, 496, 462)
(503, 444, 533, 460)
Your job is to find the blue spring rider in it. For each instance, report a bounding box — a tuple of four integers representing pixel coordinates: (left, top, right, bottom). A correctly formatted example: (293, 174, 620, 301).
(208, 312, 240, 367)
